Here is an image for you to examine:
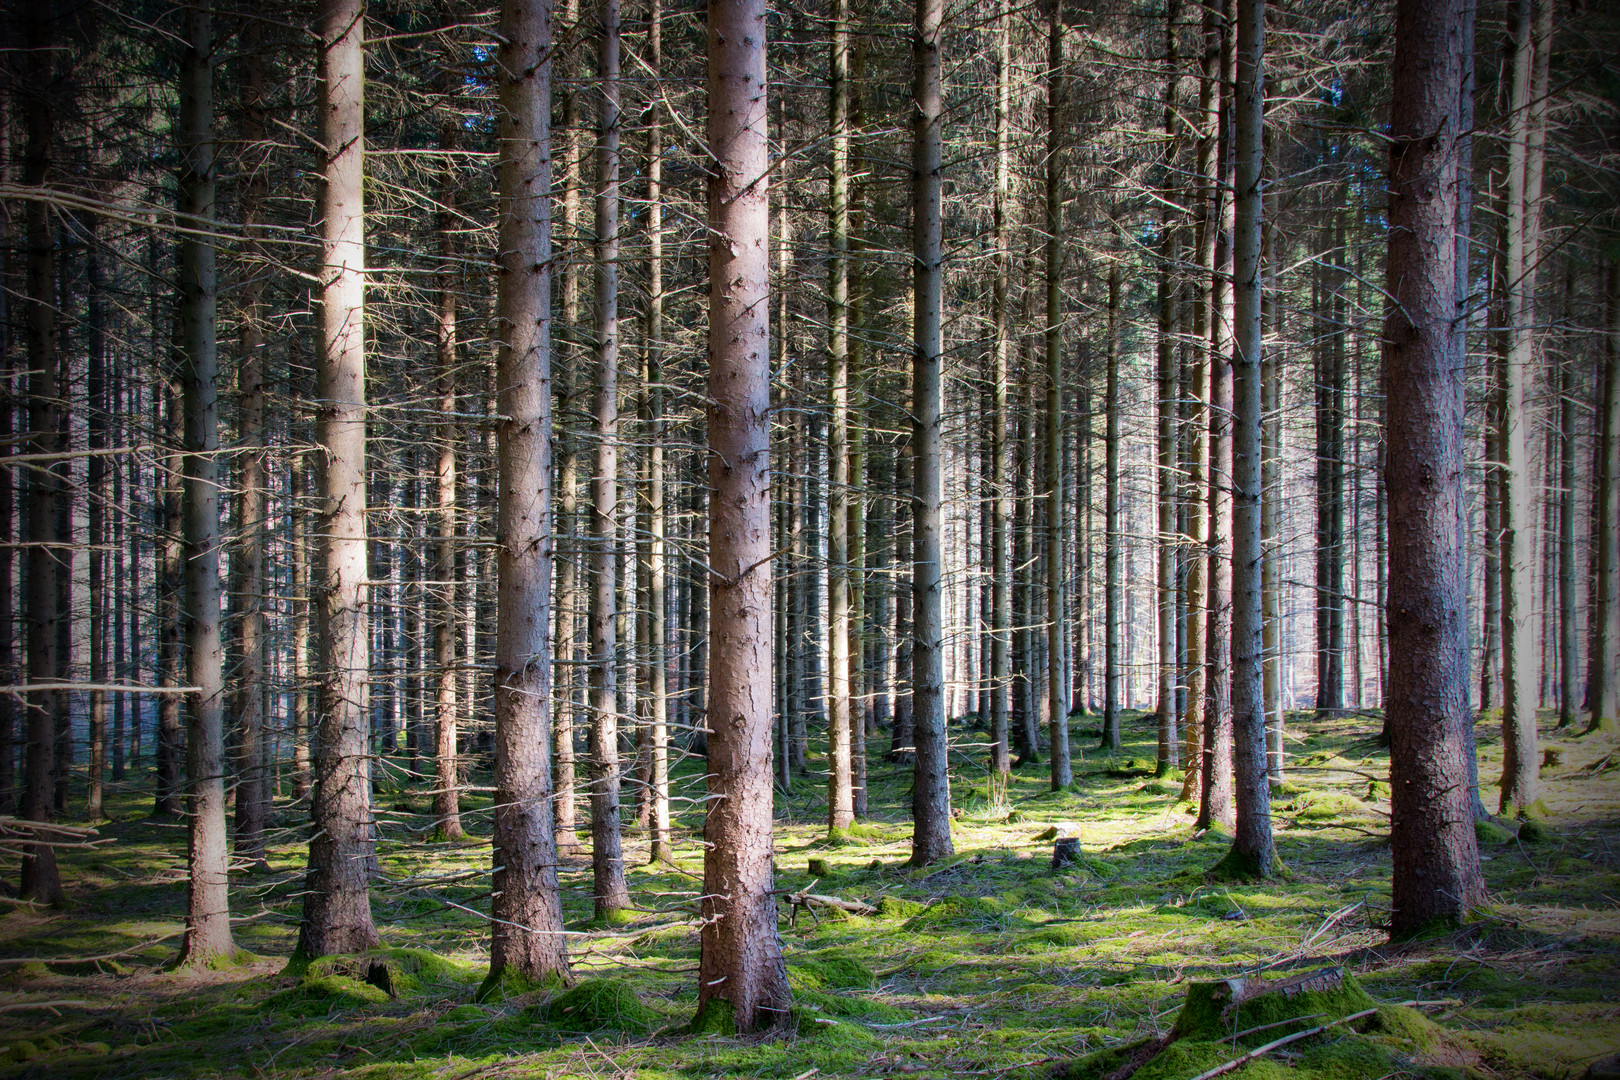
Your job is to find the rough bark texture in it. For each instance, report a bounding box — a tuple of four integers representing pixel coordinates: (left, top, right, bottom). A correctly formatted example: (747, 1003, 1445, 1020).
(1104, 262, 1123, 753)
(486, 0, 570, 985)
(175, 1, 237, 964)
(1590, 264, 1620, 733)
(696, 0, 791, 1032)
(432, 104, 464, 842)
(910, 0, 954, 864)
(1155, 0, 1181, 776)
(1223, 0, 1274, 878)
(19, 4, 64, 906)
(587, 0, 629, 920)
(1384, 0, 1485, 934)
(989, 0, 1013, 784)
(298, 0, 380, 960)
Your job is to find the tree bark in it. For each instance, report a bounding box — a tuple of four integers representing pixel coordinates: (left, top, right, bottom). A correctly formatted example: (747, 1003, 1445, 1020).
(1045, 10, 1073, 786)
(298, 0, 380, 960)
(486, 0, 570, 985)
(910, 0, 954, 864)
(1385, 0, 1485, 934)
(1104, 261, 1123, 753)
(1222, 0, 1274, 877)
(989, 0, 1013, 785)
(1155, 0, 1181, 777)
(696, 0, 790, 1031)
(1588, 263, 1619, 733)
(587, 0, 629, 920)
(19, 4, 65, 905)
(175, 0, 237, 964)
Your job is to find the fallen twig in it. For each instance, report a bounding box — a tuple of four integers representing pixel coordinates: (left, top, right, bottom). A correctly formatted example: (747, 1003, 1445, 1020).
(1182, 1008, 1379, 1080)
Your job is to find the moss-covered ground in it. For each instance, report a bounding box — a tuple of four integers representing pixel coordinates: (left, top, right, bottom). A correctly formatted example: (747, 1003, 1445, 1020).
(2, 708, 1617, 1079)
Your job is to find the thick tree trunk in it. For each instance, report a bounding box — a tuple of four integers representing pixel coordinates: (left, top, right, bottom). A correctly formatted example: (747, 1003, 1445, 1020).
(1222, 0, 1274, 877)
(298, 0, 380, 960)
(19, 5, 65, 905)
(175, 2, 237, 964)
(486, 0, 570, 986)
(696, 0, 790, 1031)
(1385, 0, 1484, 934)
(587, 0, 629, 920)
(910, 0, 954, 864)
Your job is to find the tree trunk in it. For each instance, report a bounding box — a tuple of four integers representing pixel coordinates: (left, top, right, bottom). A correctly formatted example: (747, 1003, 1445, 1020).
(1588, 263, 1619, 733)
(696, 0, 790, 1030)
(175, 0, 237, 964)
(85, 220, 107, 823)
(19, 4, 65, 905)
(1155, 0, 1181, 777)
(1385, 0, 1485, 934)
(290, 444, 312, 800)
(587, 0, 629, 920)
(298, 0, 379, 960)
(910, 0, 954, 864)
(1104, 261, 1124, 753)
(232, 17, 270, 865)
(0, 86, 14, 817)
(1222, 0, 1274, 877)
(1557, 319, 1577, 729)
(486, 0, 570, 987)
(826, 0, 855, 836)
(1045, 10, 1073, 786)
(989, 0, 1012, 784)
(1499, 0, 1550, 818)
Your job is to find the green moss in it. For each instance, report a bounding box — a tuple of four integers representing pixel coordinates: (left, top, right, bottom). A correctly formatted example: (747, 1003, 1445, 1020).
(535, 978, 660, 1034)
(1141, 780, 1179, 797)
(787, 951, 875, 990)
(685, 997, 736, 1036)
(1291, 791, 1373, 823)
(875, 896, 926, 921)
(1169, 969, 1379, 1045)
(1363, 780, 1391, 801)
(793, 1012, 881, 1046)
(1516, 816, 1555, 843)
(270, 971, 392, 1014)
(441, 1003, 493, 1022)
(1475, 820, 1515, 845)
(474, 965, 563, 1003)
(903, 895, 1019, 931)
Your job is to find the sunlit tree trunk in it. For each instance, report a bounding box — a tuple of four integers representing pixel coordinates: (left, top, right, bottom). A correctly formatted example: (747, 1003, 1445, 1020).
(1155, 0, 1181, 777)
(989, 0, 1013, 785)
(176, 0, 237, 964)
(695, 0, 791, 1031)
(1045, 10, 1073, 786)
(1385, 0, 1485, 934)
(486, 0, 570, 986)
(298, 0, 380, 959)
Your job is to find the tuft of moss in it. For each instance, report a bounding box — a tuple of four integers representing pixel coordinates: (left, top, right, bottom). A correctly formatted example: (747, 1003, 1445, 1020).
(1170, 969, 1379, 1045)
(788, 950, 875, 990)
(475, 965, 563, 1003)
(685, 997, 736, 1036)
(441, 1003, 493, 1023)
(1208, 845, 1288, 882)
(902, 894, 1017, 931)
(875, 895, 926, 921)
(1291, 791, 1374, 823)
(1475, 820, 1515, 845)
(534, 978, 660, 1034)
(1516, 816, 1555, 843)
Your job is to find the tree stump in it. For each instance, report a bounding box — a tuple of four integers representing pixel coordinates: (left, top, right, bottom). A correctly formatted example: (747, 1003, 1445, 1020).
(1052, 836, 1081, 869)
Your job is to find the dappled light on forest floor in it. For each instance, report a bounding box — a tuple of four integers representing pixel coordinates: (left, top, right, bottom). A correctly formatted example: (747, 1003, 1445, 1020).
(2, 711, 1618, 1079)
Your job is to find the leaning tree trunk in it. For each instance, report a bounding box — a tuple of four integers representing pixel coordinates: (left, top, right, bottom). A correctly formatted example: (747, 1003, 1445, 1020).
(18, 3, 64, 906)
(1384, 0, 1485, 935)
(695, 0, 791, 1033)
(1219, 0, 1274, 879)
(910, 0, 954, 865)
(485, 0, 570, 988)
(298, 0, 379, 960)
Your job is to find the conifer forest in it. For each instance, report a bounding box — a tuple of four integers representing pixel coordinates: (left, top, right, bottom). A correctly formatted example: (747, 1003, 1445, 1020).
(2, 0, 1619, 1076)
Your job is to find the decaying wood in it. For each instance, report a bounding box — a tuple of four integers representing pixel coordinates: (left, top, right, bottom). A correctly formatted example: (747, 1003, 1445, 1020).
(786, 884, 877, 926)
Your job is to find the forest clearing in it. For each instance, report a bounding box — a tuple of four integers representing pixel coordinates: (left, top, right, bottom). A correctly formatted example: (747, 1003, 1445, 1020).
(3, 711, 1618, 1080)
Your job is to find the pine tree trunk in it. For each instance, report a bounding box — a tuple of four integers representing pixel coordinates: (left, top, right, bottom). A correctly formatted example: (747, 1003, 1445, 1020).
(1557, 326, 1577, 729)
(1045, 11, 1073, 786)
(291, 449, 312, 799)
(299, 0, 380, 960)
(176, 0, 237, 964)
(1223, 0, 1273, 876)
(910, 0, 954, 864)
(1105, 262, 1124, 753)
(486, 0, 570, 986)
(1588, 263, 1619, 733)
(696, 0, 790, 1030)
(989, 0, 1013, 783)
(587, 0, 629, 920)
(1385, 0, 1485, 933)
(86, 221, 106, 823)
(19, 4, 65, 904)
(826, 0, 855, 835)
(0, 89, 14, 817)
(1155, 0, 1181, 776)
(232, 19, 270, 864)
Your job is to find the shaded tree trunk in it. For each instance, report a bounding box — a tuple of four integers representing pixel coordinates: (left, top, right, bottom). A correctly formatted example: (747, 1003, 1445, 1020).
(1045, 10, 1073, 786)
(1588, 263, 1619, 733)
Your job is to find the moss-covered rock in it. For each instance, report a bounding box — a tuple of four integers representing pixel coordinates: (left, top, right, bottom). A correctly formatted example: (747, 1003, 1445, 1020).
(534, 978, 660, 1034)
(474, 965, 563, 1004)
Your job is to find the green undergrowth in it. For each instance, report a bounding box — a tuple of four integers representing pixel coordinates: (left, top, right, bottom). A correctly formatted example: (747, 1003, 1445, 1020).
(2, 709, 1617, 1079)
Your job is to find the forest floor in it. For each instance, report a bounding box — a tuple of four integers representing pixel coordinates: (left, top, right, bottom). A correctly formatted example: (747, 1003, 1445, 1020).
(2, 709, 1618, 1080)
